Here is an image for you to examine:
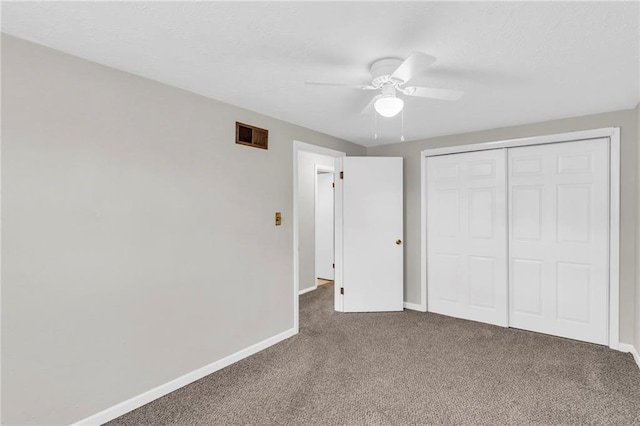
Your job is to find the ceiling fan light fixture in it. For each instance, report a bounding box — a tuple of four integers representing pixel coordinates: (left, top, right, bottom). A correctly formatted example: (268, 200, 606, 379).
(374, 95, 404, 118)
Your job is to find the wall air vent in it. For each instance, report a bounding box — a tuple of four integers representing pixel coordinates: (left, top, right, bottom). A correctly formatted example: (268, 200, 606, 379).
(235, 122, 268, 150)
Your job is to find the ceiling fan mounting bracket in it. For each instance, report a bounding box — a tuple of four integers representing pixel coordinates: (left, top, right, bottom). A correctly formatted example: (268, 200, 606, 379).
(370, 58, 405, 88)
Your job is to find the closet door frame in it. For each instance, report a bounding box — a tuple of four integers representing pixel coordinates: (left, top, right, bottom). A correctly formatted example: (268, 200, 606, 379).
(421, 127, 620, 350)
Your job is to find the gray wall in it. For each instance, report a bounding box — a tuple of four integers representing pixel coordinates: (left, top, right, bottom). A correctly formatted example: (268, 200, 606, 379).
(636, 103, 640, 353)
(367, 109, 638, 345)
(0, 34, 364, 425)
(297, 151, 337, 292)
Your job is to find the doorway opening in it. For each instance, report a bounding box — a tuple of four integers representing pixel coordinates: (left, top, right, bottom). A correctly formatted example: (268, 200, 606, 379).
(315, 166, 335, 288)
(292, 141, 345, 333)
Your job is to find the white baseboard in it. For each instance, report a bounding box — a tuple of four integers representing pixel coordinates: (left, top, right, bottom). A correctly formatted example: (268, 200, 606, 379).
(73, 327, 297, 425)
(298, 285, 317, 295)
(619, 343, 640, 370)
(403, 301, 427, 312)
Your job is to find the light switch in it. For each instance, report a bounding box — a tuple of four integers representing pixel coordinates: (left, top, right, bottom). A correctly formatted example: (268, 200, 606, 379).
(275, 212, 282, 226)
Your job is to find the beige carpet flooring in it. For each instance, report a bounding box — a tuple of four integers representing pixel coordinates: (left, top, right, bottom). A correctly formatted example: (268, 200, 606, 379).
(108, 283, 640, 425)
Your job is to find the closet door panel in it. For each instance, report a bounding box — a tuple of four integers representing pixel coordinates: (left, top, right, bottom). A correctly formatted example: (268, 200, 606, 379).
(427, 149, 507, 326)
(508, 139, 609, 345)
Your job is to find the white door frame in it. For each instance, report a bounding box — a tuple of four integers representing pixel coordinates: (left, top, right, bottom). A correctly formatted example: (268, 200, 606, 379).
(420, 127, 621, 349)
(314, 164, 335, 283)
(293, 141, 345, 333)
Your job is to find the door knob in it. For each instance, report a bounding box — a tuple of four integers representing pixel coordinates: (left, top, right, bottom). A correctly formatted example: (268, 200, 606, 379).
(396, 239, 402, 245)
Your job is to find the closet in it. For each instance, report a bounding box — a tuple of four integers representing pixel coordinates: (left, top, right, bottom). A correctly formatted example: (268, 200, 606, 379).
(426, 136, 612, 345)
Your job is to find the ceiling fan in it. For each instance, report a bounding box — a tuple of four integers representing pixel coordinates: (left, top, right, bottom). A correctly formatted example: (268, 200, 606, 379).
(305, 52, 464, 118)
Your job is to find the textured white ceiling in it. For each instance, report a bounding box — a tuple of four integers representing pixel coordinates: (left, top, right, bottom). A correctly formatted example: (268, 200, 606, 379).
(2, 2, 639, 147)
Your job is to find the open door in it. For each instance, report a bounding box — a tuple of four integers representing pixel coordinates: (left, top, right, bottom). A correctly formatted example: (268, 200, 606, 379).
(335, 157, 403, 312)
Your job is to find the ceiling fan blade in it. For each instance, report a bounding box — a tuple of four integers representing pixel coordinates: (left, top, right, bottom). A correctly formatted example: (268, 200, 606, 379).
(391, 52, 437, 84)
(402, 86, 464, 101)
(305, 81, 376, 90)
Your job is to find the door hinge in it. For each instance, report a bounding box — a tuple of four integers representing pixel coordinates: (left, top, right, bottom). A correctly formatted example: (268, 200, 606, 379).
(332, 263, 335, 269)
(332, 182, 335, 188)
(339, 171, 344, 179)
(340, 287, 344, 295)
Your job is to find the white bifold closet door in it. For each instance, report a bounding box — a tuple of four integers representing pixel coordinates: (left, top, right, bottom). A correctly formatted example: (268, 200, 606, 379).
(426, 138, 610, 345)
(508, 138, 609, 345)
(427, 149, 508, 326)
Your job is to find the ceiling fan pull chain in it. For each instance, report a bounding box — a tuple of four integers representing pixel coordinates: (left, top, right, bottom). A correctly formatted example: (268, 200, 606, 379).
(374, 110, 378, 140)
(400, 108, 405, 142)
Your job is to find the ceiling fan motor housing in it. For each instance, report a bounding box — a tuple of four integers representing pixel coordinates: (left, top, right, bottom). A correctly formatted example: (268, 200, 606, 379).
(370, 58, 404, 87)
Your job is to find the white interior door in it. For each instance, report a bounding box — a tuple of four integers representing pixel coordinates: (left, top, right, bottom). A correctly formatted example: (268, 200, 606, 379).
(426, 149, 508, 326)
(340, 157, 403, 312)
(315, 172, 334, 280)
(508, 138, 609, 345)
